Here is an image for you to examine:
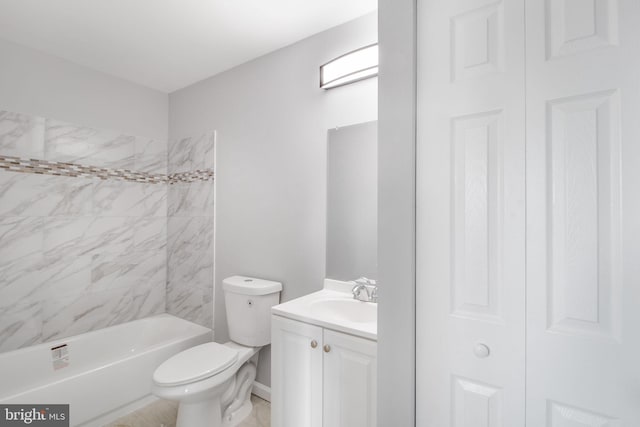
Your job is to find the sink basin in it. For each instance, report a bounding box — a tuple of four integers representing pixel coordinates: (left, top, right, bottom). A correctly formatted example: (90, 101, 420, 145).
(309, 298, 377, 324)
(271, 280, 378, 340)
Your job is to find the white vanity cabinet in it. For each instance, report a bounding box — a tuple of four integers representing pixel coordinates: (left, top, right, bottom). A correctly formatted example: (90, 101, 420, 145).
(271, 314, 377, 427)
(271, 315, 323, 427)
(321, 328, 377, 427)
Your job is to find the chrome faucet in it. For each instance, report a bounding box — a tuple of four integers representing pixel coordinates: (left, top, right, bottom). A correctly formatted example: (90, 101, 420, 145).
(351, 277, 378, 303)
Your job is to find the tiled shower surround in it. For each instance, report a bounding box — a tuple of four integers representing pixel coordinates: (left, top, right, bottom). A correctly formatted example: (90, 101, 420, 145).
(167, 133, 215, 328)
(0, 110, 215, 353)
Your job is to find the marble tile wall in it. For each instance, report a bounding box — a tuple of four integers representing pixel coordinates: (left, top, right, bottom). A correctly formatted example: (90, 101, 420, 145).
(166, 133, 216, 329)
(0, 110, 168, 352)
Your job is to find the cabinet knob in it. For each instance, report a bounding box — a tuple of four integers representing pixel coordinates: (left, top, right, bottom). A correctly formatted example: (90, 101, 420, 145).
(323, 344, 331, 353)
(474, 343, 490, 358)
(310, 340, 318, 349)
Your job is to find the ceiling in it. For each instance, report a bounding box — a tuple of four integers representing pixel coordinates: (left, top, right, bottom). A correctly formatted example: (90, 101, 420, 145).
(0, 0, 377, 93)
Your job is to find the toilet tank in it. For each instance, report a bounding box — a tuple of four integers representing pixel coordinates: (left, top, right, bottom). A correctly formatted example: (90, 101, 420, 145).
(223, 276, 282, 347)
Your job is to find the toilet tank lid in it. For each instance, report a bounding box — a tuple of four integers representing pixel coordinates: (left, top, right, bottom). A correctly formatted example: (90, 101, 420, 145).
(223, 275, 282, 295)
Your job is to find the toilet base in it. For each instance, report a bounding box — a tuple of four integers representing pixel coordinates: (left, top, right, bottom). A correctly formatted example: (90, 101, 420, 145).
(176, 397, 224, 427)
(173, 374, 256, 427)
(172, 358, 258, 427)
(221, 398, 253, 427)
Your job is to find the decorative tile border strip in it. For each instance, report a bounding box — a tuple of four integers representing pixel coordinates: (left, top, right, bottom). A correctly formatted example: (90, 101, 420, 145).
(0, 155, 215, 185)
(168, 169, 215, 184)
(0, 155, 167, 183)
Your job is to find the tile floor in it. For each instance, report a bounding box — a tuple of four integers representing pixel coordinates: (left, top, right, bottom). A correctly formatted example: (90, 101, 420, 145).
(105, 394, 270, 427)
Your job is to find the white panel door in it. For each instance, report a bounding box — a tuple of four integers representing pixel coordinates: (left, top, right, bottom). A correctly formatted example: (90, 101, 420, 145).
(322, 330, 377, 427)
(416, 0, 526, 425)
(525, 0, 640, 424)
(271, 315, 323, 427)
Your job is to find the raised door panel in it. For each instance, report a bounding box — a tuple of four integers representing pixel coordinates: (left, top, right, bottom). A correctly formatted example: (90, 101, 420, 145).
(271, 315, 323, 427)
(322, 330, 376, 427)
(451, 110, 504, 322)
(526, 0, 640, 424)
(546, 91, 621, 340)
(546, 0, 618, 59)
(451, 2, 505, 82)
(452, 376, 502, 427)
(547, 401, 620, 427)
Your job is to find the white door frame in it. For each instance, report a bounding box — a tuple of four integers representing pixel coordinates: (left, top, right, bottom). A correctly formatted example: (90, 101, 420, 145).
(377, 0, 418, 426)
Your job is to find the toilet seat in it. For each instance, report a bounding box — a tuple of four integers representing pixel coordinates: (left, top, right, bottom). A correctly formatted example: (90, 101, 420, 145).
(153, 342, 239, 386)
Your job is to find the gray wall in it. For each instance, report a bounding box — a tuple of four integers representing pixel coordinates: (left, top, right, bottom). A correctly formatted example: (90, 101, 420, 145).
(0, 38, 168, 141)
(378, 0, 416, 425)
(169, 12, 378, 385)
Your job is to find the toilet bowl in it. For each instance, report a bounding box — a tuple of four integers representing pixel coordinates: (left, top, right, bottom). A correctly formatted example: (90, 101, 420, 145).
(152, 342, 259, 427)
(152, 276, 282, 427)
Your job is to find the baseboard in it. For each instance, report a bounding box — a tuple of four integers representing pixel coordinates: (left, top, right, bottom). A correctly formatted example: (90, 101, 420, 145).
(251, 381, 271, 402)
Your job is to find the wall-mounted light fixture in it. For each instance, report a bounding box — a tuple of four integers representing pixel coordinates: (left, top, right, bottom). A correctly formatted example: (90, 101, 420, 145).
(320, 43, 378, 90)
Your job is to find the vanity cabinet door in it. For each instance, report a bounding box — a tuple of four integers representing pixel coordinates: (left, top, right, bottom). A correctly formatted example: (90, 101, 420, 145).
(322, 329, 377, 427)
(271, 315, 323, 427)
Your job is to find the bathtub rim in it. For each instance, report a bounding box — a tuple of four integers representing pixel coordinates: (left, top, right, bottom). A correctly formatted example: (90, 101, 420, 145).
(0, 314, 213, 402)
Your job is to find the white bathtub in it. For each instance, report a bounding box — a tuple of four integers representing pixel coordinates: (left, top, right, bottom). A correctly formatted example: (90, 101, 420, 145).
(0, 314, 212, 426)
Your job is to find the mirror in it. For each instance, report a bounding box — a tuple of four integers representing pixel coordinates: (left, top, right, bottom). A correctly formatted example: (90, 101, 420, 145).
(326, 120, 378, 282)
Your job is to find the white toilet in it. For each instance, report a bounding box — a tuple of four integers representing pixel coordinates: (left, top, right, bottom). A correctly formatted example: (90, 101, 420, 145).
(152, 276, 282, 427)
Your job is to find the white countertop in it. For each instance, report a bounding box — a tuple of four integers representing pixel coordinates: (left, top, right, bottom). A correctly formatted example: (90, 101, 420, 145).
(271, 279, 377, 341)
